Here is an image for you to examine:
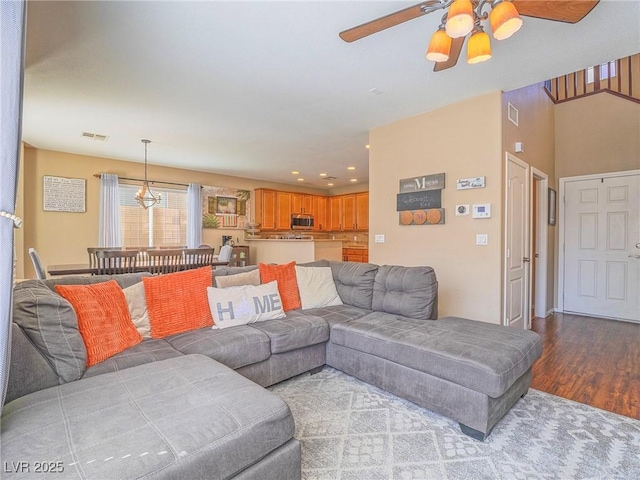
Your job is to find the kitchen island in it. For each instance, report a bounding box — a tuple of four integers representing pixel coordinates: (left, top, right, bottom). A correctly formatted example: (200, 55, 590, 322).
(246, 239, 343, 265)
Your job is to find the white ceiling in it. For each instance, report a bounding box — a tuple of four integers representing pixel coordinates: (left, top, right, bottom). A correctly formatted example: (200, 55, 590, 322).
(22, 1, 640, 190)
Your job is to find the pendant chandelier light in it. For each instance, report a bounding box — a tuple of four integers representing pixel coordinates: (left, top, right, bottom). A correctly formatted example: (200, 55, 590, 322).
(135, 139, 162, 209)
(426, 0, 522, 65)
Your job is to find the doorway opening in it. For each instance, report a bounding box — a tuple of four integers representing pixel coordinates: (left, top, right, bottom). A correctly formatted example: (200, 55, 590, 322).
(531, 168, 549, 322)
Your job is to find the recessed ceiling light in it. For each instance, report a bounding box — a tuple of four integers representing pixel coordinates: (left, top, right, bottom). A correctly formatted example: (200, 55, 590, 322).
(347, 166, 356, 170)
(297, 178, 304, 182)
(350, 179, 358, 182)
(327, 183, 334, 186)
(365, 144, 370, 149)
(319, 173, 327, 177)
(291, 171, 299, 175)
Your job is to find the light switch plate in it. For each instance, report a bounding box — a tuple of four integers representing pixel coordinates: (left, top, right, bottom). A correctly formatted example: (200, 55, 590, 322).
(476, 234, 488, 245)
(374, 234, 385, 243)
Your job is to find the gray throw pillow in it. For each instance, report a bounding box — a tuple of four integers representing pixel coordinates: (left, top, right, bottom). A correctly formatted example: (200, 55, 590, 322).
(12, 280, 87, 383)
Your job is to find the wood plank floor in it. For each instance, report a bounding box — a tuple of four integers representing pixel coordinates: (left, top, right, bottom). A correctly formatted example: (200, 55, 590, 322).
(531, 313, 640, 419)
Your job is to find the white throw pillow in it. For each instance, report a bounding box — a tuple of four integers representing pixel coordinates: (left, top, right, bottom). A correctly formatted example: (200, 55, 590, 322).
(295, 266, 343, 310)
(215, 269, 261, 288)
(122, 282, 151, 338)
(207, 280, 285, 329)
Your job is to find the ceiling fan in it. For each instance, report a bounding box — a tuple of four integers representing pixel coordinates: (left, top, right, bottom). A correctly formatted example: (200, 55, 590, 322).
(339, 0, 599, 71)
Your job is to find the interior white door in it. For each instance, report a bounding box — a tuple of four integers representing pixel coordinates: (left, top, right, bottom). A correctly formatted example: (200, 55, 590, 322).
(505, 154, 530, 329)
(563, 173, 640, 321)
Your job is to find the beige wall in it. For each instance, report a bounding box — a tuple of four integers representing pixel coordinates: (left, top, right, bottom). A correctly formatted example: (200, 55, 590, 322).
(369, 92, 504, 324)
(502, 83, 556, 315)
(21, 148, 328, 278)
(555, 93, 640, 178)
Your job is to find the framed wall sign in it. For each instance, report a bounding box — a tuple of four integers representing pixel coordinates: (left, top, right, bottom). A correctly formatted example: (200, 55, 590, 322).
(548, 188, 557, 226)
(43, 175, 86, 212)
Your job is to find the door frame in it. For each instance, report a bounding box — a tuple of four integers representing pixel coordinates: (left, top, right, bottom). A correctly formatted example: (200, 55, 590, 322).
(531, 167, 549, 321)
(557, 169, 640, 312)
(503, 152, 530, 328)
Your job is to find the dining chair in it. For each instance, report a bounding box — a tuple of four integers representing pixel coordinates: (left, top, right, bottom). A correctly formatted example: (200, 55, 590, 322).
(28, 248, 47, 280)
(94, 249, 138, 275)
(147, 249, 184, 275)
(87, 247, 124, 272)
(183, 248, 215, 270)
(216, 244, 233, 263)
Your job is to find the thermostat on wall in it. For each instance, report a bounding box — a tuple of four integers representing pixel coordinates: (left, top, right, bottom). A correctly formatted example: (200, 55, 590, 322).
(472, 204, 491, 218)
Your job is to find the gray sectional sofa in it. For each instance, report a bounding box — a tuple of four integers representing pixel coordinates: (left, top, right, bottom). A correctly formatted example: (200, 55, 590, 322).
(2, 261, 542, 479)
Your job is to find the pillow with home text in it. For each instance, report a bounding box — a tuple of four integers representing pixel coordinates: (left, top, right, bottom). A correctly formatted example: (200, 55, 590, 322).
(207, 280, 285, 329)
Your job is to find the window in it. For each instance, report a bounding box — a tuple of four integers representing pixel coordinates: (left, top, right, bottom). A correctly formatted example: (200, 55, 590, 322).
(586, 61, 616, 84)
(119, 183, 187, 248)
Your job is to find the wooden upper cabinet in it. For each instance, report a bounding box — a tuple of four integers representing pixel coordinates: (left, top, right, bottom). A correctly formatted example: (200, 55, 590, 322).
(329, 196, 343, 231)
(312, 196, 327, 231)
(291, 194, 313, 214)
(342, 194, 356, 231)
(355, 192, 369, 230)
(255, 189, 277, 230)
(276, 191, 292, 230)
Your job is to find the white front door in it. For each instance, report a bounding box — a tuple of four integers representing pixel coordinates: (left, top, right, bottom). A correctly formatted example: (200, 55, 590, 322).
(563, 173, 640, 322)
(504, 154, 530, 329)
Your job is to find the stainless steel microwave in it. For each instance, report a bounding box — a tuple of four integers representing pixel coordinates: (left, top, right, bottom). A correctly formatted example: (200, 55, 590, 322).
(291, 214, 314, 230)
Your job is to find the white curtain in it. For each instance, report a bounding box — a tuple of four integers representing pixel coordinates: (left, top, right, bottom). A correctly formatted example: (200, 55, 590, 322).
(1, 0, 26, 407)
(187, 183, 202, 248)
(98, 173, 122, 247)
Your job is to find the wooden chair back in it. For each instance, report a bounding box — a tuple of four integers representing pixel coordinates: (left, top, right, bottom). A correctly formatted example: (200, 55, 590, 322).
(95, 249, 138, 275)
(87, 247, 123, 271)
(183, 248, 215, 270)
(147, 249, 184, 275)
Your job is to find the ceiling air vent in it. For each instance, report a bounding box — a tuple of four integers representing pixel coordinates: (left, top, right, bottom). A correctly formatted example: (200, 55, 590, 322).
(324, 176, 337, 180)
(81, 131, 109, 141)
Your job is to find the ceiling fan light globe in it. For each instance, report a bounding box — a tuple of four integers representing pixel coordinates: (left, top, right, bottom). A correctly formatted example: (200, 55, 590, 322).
(490, 1, 523, 40)
(426, 29, 452, 62)
(467, 30, 492, 64)
(445, 0, 474, 38)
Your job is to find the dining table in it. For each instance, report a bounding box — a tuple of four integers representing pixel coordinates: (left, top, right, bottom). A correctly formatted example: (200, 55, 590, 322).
(47, 261, 230, 276)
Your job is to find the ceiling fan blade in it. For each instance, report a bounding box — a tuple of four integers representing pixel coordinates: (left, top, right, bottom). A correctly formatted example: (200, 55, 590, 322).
(339, 1, 441, 43)
(513, 0, 599, 23)
(433, 36, 465, 72)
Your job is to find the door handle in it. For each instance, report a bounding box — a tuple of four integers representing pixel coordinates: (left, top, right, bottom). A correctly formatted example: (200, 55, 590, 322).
(523, 257, 530, 262)
(636, 243, 640, 249)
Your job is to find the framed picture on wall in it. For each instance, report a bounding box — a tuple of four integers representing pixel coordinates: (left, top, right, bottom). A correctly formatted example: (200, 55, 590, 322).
(548, 188, 557, 226)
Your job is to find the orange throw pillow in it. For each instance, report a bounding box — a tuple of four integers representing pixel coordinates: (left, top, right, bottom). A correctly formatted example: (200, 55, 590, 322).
(55, 280, 142, 367)
(143, 266, 214, 338)
(258, 261, 301, 311)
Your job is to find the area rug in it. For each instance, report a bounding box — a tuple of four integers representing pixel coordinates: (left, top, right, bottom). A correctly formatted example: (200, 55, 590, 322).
(269, 367, 640, 480)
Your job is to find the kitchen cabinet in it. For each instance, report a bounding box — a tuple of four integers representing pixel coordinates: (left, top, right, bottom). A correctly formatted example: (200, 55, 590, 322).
(313, 196, 327, 231)
(328, 196, 343, 231)
(355, 192, 369, 230)
(342, 194, 356, 231)
(292, 194, 313, 215)
(276, 191, 292, 230)
(255, 189, 277, 230)
(342, 247, 369, 263)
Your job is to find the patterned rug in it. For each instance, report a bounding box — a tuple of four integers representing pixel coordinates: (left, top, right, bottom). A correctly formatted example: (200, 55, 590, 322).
(269, 367, 640, 480)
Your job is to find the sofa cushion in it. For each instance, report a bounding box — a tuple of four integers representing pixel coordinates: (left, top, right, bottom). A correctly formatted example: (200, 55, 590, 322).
(44, 272, 151, 290)
(55, 280, 143, 367)
(295, 266, 342, 310)
(12, 280, 87, 383)
(82, 339, 183, 379)
(302, 304, 372, 327)
(143, 267, 214, 338)
(330, 313, 542, 398)
(214, 268, 261, 288)
(166, 326, 271, 369)
(123, 281, 151, 338)
(213, 265, 259, 277)
(372, 265, 438, 320)
(259, 261, 301, 311)
(1, 355, 295, 480)
(328, 261, 378, 310)
(249, 311, 329, 354)
(207, 281, 285, 328)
